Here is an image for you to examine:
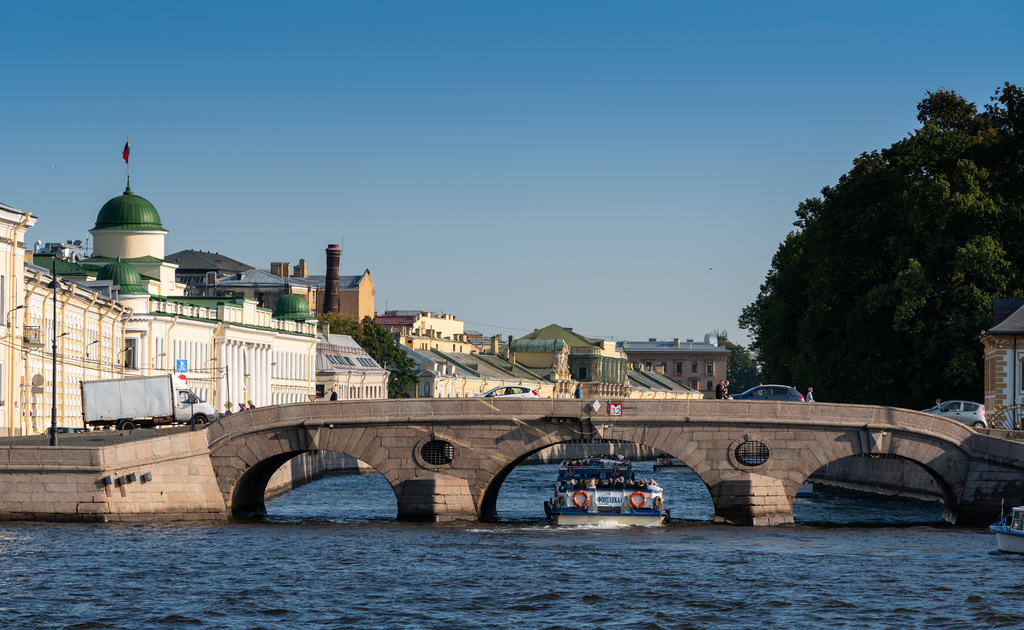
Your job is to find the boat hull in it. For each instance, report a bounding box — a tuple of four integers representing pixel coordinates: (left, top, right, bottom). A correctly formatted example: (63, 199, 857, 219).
(555, 513, 665, 527)
(991, 526, 1024, 554)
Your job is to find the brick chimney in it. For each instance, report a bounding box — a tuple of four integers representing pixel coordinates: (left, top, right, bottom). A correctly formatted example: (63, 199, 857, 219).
(271, 262, 291, 277)
(325, 244, 341, 313)
(293, 259, 307, 278)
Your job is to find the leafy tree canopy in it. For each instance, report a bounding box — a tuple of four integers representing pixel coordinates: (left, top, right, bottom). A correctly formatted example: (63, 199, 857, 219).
(715, 331, 760, 395)
(740, 83, 1024, 409)
(319, 313, 419, 398)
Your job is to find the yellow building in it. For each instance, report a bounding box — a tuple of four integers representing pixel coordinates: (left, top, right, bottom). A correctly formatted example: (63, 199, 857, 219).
(379, 310, 474, 353)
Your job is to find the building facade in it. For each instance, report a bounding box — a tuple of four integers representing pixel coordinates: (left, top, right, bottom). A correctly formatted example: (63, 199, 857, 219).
(980, 299, 1024, 423)
(315, 329, 389, 400)
(620, 335, 731, 398)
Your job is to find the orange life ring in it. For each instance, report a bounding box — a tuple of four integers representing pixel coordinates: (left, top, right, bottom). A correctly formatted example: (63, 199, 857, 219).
(573, 490, 590, 508)
(610, 467, 621, 476)
(630, 491, 647, 509)
(658, 458, 670, 466)
(564, 467, 575, 477)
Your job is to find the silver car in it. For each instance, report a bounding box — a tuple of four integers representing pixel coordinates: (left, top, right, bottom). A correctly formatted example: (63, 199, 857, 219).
(923, 400, 987, 428)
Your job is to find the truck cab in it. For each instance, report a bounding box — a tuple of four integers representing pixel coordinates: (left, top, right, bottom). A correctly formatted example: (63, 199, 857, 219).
(173, 388, 219, 426)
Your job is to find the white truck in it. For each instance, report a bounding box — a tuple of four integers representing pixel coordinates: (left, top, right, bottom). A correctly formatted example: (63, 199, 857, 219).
(81, 374, 219, 430)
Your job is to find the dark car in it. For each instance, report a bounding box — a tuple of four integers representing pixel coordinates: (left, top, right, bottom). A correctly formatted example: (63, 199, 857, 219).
(731, 385, 805, 402)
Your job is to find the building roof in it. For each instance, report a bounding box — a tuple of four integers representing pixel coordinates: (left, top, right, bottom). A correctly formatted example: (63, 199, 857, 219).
(402, 347, 548, 382)
(989, 303, 1024, 335)
(316, 333, 385, 374)
(516, 324, 602, 349)
(305, 270, 369, 290)
(80, 255, 171, 264)
(97, 259, 148, 295)
(273, 294, 311, 321)
(166, 249, 254, 274)
(204, 267, 321, 289)
(28, 254, 95, 277)
(92, 186, 165, 232)
(628, 368, 700, 395)
(619, 339, 731, 355)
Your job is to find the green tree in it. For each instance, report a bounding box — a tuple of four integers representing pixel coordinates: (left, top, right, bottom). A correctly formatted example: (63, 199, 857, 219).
(716, 333, 759, 394)
(740, 84, 1024, 409)
(318, 314, 419, 398)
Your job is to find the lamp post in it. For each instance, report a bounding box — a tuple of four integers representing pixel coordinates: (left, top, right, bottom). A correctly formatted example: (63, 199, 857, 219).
(86, 339, 100, 361)
(48, 257, 59, 446)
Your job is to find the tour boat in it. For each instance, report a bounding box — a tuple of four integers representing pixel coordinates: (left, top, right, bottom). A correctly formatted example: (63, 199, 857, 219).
(991, 505, 1024, 554)
(653, 454, 690, 472)
(543, 456, 668, 526)
(796, 482, 815, 498)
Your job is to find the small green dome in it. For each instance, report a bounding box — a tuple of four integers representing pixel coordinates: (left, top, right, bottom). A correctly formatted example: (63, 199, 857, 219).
(97, 259, 148, 295)
(94, 185, 165, 231)
(273, 294, 311, 321)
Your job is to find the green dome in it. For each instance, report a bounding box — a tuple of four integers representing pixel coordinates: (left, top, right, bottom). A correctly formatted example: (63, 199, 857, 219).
(97, 259, 148, 295)
(93, 185, 165, 231)
(273, 294, 311, 321)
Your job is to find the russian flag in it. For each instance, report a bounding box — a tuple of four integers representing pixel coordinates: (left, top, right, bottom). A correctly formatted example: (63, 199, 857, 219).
(122, 136, 130, 164)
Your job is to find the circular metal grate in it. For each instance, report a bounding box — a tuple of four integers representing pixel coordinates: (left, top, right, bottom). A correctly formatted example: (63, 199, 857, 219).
(421, 440, 456, 466)
(735, 441, 770, 466)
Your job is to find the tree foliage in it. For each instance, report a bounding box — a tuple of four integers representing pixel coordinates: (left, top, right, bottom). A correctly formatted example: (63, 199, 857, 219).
(319, 313, 419, 398)
(740, 83, 1024, 409)
(716, 332, 759, 394)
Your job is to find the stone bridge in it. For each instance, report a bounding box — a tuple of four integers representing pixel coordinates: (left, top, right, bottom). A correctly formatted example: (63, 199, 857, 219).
(3, 398, 1024, 525)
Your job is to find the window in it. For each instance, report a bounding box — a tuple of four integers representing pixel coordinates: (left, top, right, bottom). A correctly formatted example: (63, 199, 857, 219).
(690, 379, 698, 390)
(578, 366, 588, 380)
(707, 381, 713, 391)
(676, 362, 683, 374)
(706, 362, 714, 375)
(691, 362, 698, 373)
(123, 338, 138, 369)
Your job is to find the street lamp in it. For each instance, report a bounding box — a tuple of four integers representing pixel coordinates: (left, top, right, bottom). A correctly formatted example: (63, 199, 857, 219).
(86, 339, 100, 360)
(151, 352, 167, 374)
(48, 258, 61, 446)
(5, 304, 25, 334)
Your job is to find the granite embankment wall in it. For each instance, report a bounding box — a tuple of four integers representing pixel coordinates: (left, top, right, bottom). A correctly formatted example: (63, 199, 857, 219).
(809, 455, 941, 500)
(0, 431, 226, 522)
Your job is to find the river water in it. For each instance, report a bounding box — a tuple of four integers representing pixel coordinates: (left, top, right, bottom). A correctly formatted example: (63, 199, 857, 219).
(1, 463, 1021, 629)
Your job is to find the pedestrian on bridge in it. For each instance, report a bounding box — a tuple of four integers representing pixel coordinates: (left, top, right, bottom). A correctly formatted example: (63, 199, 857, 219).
(806, 387, 815, 402)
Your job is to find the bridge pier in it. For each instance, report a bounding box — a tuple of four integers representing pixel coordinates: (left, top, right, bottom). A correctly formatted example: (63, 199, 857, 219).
(711, 473, 795, 526)
(394, 474, 478, 522)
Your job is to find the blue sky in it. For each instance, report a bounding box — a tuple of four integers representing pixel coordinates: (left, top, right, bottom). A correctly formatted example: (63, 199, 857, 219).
(2, 2, 1021, 344)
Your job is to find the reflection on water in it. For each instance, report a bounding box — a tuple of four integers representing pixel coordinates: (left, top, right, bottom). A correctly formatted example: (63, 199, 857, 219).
(0, 462, 1017, 630)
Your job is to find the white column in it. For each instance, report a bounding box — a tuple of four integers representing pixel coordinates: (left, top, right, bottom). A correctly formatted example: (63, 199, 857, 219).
(253, 343, 261, 406)
(266, 348, 274, 407)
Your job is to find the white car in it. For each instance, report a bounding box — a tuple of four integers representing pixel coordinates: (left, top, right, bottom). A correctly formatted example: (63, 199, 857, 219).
(475, 386, 540, 398)
(922, 400, 987, 428)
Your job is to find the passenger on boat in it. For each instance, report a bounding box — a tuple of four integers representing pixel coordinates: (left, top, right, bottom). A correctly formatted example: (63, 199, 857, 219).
(586, 478, 597, 488)
(558, 480, 571, 492)
(648, 480, 662, 492)
(613, 477, 625, 489)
